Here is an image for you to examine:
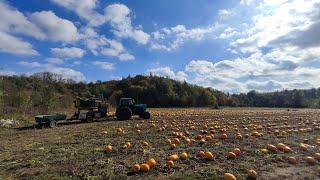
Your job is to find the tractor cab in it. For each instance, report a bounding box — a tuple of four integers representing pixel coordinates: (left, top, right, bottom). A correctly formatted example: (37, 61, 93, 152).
(118, 98, 135, 108)
(116, 98, 151, 120)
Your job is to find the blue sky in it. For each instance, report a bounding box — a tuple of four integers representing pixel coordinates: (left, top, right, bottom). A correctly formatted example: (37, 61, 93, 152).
(0, 0, 320, 93)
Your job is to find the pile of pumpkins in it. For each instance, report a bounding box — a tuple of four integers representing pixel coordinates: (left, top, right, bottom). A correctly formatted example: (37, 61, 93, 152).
(224, 170, 257, 180)
(131, 158, 156, 173)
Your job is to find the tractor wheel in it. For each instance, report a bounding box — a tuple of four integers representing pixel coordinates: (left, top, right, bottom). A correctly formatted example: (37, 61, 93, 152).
(86, 110, 94, 122)
(86, 115, 93, 122)
(141, 111, 151, 119)
(49, 120, 57, 128)
(116, 108, 132, 120)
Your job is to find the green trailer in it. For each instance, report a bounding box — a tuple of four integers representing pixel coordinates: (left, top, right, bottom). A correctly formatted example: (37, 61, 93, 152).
(35, 114, 67, 128)
(34, 96, 109, 128)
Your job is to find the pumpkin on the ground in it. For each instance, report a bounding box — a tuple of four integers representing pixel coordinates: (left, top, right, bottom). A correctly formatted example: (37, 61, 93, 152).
(224, 173, 236, 180)
(147, 158, 156, 168)
(140, 163, 150, 172)
(131, 164, 140, 173)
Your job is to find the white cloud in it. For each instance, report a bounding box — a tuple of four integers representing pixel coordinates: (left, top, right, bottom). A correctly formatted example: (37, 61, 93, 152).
(45, 58, 64, 65)
(50, 0, 105, 26)
(150, 23, 221, 51)
(147, 66, 187, 82)
(218, 27, 239, 39)
(178, 0, 319, 93)
(104, 3, 150, 44)
(230, 0, 320, 54)
(218, 9, 233, 18)
(99, 39, 135, 61)
(18, 61, 85, 81)
(92, 61, 115, 71)
(0, 31, 38, 56)
(185, 60, 215, 74)
(100, 40, 124, 56)
(48, 2, 147, 59)
(84, 34, 135, 60)
(83, 32, 108, 55)
(263, 0, 289, 6)
(182, 53, 320, 93)
(149, 1, 320, 93)
(0, 2, 85, 56)
(0, 1, 40, 56)
(119, 53, 134, 61)
(51, 1, 150, 45)
(51, 47, 85, 58)
(30, 11, 80, 42)
(240, 0, 255, 5)
(0, 1, 44, 39)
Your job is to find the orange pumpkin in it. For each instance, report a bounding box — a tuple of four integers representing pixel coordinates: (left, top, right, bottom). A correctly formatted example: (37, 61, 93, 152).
(227, 152, 237, 159)
(221, 133, 228, 140)
(260, 148, 268, 155)
(314, 153, 320, 160)
(284, 146, 293, 153)
(195, 134, 203, 140)
(224, 173, 236, 180)
(173, 138, 180, 144)
(170, 143, 177, 149)
(116, 128, 123, 133)
(300, 143, 308, 151)
(166, 160, 174, 167)
(248, 169, 257, 179)
(288, 156, 298, 164)
(168, 154, 179, 162)
(122, 144, 128, 149)
(140, 163, 150, 172)
(267, 144, 277, 152)
(204, 151, 215, 160)
(142, 141, 149, 147)
(303, 156, 316, 164)
(131, 164, 140, 173)
(197, 150, 205, 157)
(165, 139, 172, 144)
(205, 135, 214, 141)
(105, 145, 113, 152)
(232, 148, 241, 156)
(276, 143, 286, 151)
(147, 158, 156, 168)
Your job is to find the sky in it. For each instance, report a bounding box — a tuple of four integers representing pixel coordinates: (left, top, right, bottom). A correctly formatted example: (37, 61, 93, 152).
(0, 0, 319, 93)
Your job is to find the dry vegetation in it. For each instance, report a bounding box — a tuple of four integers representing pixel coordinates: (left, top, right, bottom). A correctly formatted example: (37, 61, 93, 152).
(1, 108, 320, 179)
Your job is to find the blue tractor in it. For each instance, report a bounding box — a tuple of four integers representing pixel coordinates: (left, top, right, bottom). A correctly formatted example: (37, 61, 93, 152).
(116, 98, 151, 120)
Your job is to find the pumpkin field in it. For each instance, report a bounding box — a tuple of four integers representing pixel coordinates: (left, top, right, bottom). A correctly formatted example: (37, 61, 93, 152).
(1, 108, 320, 179)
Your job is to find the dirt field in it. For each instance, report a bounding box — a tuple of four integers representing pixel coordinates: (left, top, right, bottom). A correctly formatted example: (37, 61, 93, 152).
(1, 108, 320, 179)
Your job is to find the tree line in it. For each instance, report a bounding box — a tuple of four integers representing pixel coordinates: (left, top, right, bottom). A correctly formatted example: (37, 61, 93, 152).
(0, 72, 319, 118)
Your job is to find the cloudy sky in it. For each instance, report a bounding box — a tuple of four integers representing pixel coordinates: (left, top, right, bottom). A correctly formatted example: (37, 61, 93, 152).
(0, 0, 319, 93)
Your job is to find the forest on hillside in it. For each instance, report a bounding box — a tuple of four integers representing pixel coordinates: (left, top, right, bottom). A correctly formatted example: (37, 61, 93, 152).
(0, 72, 320, 118)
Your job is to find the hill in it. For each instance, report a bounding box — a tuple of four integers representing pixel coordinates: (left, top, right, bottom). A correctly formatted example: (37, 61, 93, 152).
(0, 73, 220, 119)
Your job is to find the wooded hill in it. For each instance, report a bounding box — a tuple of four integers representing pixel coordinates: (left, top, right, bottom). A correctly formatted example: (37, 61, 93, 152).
(0, 72, 319, 117)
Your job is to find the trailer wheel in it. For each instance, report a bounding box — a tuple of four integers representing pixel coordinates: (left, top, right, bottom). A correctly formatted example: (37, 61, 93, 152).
(49, 120, 57, 128)
(37, 123, 43, 129)
(142, 111, 151, 119)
